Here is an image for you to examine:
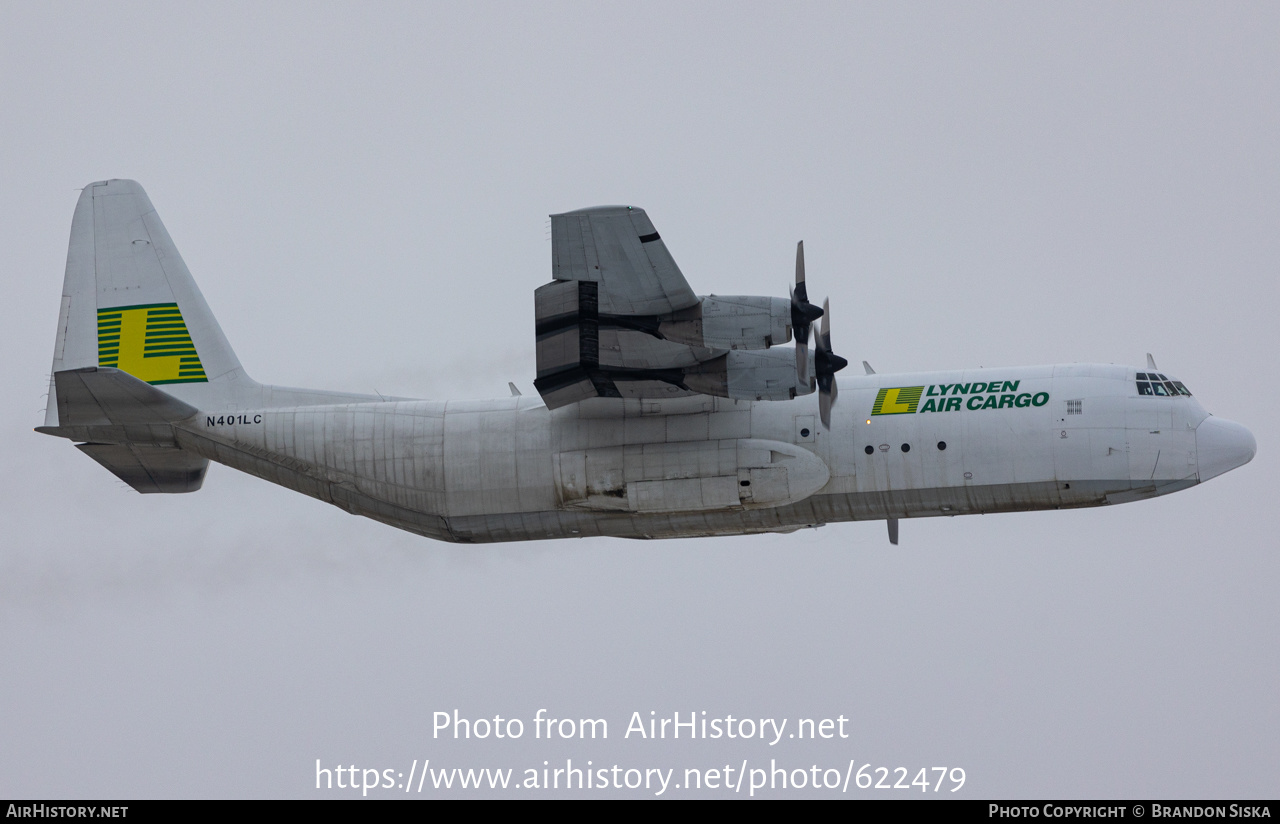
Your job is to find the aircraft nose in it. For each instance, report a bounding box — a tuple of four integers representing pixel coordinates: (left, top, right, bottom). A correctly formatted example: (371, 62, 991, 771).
(1196, 416, 1257, 482)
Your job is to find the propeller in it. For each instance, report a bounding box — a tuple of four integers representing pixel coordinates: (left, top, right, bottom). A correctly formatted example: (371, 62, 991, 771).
(813, 298, 848, 427)
(790, 241, 824, 384)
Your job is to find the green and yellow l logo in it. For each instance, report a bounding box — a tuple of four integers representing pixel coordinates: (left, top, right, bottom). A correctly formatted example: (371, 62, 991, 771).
(871, 386, 924, 415)
(97, 303, 207, 385)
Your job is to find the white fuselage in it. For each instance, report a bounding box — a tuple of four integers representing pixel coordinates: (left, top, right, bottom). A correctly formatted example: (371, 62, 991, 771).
(45, 181, 1255, 540)
(168, 363, 1250, 543)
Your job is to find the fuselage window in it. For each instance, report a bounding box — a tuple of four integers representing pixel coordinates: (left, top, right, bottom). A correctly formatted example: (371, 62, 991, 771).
(1137, 381, 1154, 395)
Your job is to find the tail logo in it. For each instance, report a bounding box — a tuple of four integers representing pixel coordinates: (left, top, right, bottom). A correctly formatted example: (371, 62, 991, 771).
(97, 303, 208, 384)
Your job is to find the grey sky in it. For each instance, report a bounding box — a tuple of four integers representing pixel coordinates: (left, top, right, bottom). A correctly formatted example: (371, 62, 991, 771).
(2, 2, 1276, 797)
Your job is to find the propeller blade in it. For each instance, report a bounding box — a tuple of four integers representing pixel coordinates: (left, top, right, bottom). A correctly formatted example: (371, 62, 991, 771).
(795, 325, 808, 384)
(795, 240, 806, 293)
(813, 298, 848, 428)
(790, 241, 823, 385)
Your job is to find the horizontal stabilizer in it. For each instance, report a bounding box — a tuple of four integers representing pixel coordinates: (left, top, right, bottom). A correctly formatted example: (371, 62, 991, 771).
(76, 443, 207, 493)
(52, 367, 197, 427)
(37, 367, 208, 492)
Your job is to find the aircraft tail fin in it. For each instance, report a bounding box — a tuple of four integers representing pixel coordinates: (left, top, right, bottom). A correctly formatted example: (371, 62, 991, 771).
(39, 181, 392, 493)
(45, 179, 253, 427)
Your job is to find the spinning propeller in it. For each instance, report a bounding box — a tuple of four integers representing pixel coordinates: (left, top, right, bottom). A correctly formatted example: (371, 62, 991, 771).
(790, 242, 847, 427)
(790, 241, 824, 384)
(813, 299, 848, 427)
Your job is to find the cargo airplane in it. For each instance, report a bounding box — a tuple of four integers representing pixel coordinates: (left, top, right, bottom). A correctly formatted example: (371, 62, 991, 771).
(37, 180, 1255, 543)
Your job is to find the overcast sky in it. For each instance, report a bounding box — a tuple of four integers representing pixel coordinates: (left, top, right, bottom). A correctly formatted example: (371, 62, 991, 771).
(1, 2, 1277, 798)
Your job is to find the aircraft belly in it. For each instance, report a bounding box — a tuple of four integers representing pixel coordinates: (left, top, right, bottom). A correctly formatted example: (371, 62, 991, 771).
(438, 478, 1183, 543)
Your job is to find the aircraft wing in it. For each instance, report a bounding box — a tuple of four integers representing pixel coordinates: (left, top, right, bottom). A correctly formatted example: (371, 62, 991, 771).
(534, 206, 801, 410)
(549, 206, 700, 316)
(536, 207, 713, 408)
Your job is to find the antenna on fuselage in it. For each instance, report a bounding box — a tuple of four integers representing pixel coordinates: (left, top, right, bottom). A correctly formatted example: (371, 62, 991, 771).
(1146, 353, 1158, 370)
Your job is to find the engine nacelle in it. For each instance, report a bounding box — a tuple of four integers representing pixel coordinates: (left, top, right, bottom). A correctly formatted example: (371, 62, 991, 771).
(659, 295, 792, 350)
(533, 281, 801, 408)
(684, 348, 813, 401)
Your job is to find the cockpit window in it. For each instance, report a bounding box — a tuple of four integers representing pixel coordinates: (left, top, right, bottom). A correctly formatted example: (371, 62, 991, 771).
(1136, 373, 1192, 396)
